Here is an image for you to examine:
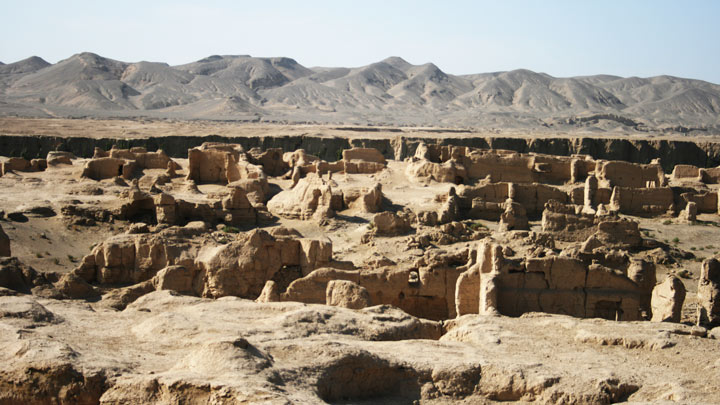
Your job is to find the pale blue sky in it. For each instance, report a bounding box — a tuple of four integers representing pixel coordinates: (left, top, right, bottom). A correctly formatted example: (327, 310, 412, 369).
(1, 0, 719, 83)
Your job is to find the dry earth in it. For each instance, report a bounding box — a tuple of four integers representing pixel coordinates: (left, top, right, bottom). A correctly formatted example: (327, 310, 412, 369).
(1, 119, 720, 404)
(1, 117, 718, 142)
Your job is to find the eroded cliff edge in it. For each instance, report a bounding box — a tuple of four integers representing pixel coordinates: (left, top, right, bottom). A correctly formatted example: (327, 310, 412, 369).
(3, 133, 720, 171)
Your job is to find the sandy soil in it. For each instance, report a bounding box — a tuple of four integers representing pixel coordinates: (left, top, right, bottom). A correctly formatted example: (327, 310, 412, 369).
(2, 117, 720, 142)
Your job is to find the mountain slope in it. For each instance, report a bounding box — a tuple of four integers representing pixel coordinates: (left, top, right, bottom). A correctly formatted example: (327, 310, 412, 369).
(1, 52, 719, 132)
(6, 53, 137, 110)
(0, 56, 51, 75)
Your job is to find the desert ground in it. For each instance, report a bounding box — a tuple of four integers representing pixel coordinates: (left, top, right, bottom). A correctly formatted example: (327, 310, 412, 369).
(1, 118, 720, 404)
(0, 117, 718, 142)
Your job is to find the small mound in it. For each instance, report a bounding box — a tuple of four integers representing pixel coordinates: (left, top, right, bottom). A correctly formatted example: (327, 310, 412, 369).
(0, 296, 57, 324)
(314, 349, 421, 403)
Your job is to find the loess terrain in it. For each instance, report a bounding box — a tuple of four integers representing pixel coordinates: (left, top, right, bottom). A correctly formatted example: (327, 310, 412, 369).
(1, 119, 720, 404)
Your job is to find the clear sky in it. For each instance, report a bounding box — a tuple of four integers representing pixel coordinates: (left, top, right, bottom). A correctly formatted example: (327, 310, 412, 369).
(1, 0, 719, 83)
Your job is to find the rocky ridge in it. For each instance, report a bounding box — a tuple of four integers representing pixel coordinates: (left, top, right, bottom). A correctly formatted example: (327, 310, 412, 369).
(1, 53, 719, 133)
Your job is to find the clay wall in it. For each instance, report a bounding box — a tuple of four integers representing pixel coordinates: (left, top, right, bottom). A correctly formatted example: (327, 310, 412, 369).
(187, 148, 233, 183)
(672, 164, 700, 179)
(540, 201, 598, 241)
(342, 148, 386, 164)
(81, 157, 132, 180)
(459, 183, 508, 220)
(679, 191, 718, 213)
(456, 242, 654, 321)
(513, 183, 569, 217)
(530, 155, 574, 184)
(0, 157, 46, 175)
(611, 187, 674, 216)
(597, 160, 665, 188)
(494, 257, 644, 320)
(701, 167, 720, 184)
(283, 266, 463, 321)
(459, 182, 568, 219)
(463, 152, 536, 183)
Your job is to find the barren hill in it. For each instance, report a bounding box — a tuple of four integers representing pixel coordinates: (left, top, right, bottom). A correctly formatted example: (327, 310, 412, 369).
(1, 52, 719, 133)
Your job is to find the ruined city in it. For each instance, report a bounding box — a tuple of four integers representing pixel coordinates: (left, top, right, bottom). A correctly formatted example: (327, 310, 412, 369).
(3, 1, 720, 400)
(1, 118, 720, 403)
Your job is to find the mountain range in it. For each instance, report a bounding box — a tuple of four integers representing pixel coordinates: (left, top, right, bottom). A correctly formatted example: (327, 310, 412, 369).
(1, 52, 718, 133)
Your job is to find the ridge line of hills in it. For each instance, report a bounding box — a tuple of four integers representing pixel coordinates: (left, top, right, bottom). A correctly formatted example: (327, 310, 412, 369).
(1, 52, 719, 134)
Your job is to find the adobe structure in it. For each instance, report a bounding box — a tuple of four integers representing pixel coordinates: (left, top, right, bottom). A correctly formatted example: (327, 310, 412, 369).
(3, 132, 720, 403)
(3, 139, 717, 322)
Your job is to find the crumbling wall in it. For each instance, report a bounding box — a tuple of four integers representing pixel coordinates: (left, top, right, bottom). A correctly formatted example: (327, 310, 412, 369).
(342, 147, 386, 174)
(455, 241, 654, 321)
(458, 184, 506, 220)
(267, 174, 382, 221)
(267, 175, 339, 220)
(459, 182, 569, 220)
(513, 183, 569, 217)
(408, 143, 586, 186)
(46, 151, 74, 166)
(531, 154, 575, 184)
(463, 151, 537, 183)
(196, 229, 332, 299)
(495, 256, 645, 320)
(540, 200, 599, 241)
(186, 143, 242, 183)
(283, 251, 469, 320)
(185, 143, 269, 203)
(597, 160, 665, 188)
(0, 157, 46, 175)
(113, 185, 260, 227)
(672, 164, 701, 180)
(701, 167, 720, 184)
(609, 186, 674, 216)
(406, 159, 467, 184)
(698, 258, 720, 327)
(248, 147, 289, 177)
(70, 227, 332, 302)
(283, 147, 387, 178)
(677, 191, 717, 213)
(81, 147, 177, 180)
(81, 157, 133, 180)
(72, 226, 204, 286)
(109, 147, 173, 169)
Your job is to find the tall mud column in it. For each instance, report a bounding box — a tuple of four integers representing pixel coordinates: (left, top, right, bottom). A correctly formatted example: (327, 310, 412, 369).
(583, 174, 598, 214)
